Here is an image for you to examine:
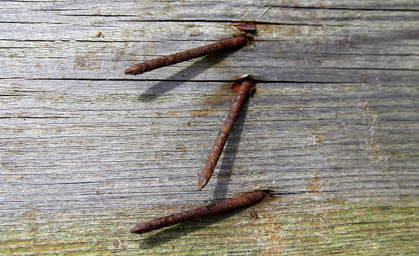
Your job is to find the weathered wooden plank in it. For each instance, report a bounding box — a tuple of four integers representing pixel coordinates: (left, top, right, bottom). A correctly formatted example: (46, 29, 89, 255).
(1, 78, 417, 253)
(2, 18, 417, 82)
(1, 1, 418, 24)
(0, 0, 418, 255)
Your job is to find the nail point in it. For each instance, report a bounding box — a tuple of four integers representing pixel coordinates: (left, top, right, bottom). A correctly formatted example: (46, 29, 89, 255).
(197, 176, 207, 191)
(124, 66, 136, 75)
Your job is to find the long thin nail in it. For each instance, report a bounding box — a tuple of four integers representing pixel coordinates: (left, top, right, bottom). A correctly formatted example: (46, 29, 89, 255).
(198, 76, 256, 191)
(130, 189, 268, 234)
(125, 35, 249, 75)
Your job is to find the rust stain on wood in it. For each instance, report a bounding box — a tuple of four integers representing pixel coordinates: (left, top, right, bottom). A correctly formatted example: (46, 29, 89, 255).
(167, 111, 179, 116)
(306, 170, 322, 192)
(188, 109, 211, 117)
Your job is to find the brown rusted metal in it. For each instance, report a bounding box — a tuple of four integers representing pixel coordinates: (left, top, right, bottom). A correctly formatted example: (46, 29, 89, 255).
(130, 189, 268, 234)
(125, 35, 249, 75)
(198, 76, 256, 191)
(234, 22, 256, 33)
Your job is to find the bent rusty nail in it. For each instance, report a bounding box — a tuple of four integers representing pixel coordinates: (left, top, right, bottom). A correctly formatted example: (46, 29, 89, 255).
(198, 75, 256, 191)
(125, 34, 250, 75)
(130, 189, 268, 234)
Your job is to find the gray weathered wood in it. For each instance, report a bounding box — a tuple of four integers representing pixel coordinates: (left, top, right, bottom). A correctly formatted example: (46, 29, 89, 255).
(0, 0, 418, 255)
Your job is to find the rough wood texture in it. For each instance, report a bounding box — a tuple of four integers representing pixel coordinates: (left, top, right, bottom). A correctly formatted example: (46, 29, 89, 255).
(1, 0, 418, 255)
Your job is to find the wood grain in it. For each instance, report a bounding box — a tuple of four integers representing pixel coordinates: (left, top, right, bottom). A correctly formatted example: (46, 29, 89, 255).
(0, 0, 418, 255)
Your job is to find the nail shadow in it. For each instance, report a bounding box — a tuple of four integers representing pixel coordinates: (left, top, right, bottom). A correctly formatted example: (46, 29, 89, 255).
(137, 205, 248, 249)
(138, 51, 235, 102)
(212, 100, 249, 202)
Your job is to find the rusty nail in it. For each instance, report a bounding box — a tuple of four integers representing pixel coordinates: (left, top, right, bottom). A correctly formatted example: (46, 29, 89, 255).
(125, 35, 250, 75)
(198, 75, 256, 191)
(130, 189, 268, 234)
